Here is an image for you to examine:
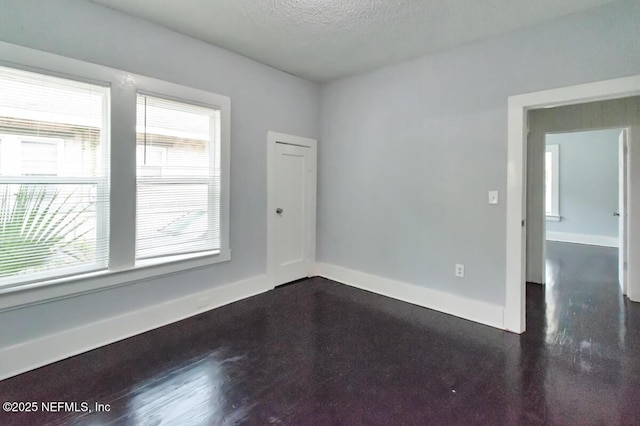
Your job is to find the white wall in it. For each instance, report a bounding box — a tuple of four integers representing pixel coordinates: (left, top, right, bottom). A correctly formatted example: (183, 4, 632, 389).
(318, 0, 640, 307)
(546, 129, 621, 239)
(0, 0, 319, 348)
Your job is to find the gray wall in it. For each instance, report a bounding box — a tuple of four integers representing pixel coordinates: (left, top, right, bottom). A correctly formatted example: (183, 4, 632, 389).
(546, 129, 621, 238)
(0, 0, 319, 347)
(318, 0, 640, 306)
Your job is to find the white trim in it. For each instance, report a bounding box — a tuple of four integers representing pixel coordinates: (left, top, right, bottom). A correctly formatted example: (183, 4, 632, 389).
(316, 263, 505, 330)
(0, 274, 269, 381)
(546, 215, 561, 222)
(506, 74, 640, 333)
(267, 131, 317, 287)
(546, 231, 619, 248)
(0, 250, 230, 312)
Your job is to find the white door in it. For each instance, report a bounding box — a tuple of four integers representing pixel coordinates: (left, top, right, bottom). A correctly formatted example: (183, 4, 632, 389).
(618, 129, 628, 294)
(267, 132, 317, 286)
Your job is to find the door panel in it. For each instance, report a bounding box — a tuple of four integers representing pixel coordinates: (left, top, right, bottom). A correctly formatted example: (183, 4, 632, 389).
(274, 142, 311, 284)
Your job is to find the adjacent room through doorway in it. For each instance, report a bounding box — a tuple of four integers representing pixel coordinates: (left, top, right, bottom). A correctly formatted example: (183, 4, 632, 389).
(544, 127, 625, 293)
(525, 96, 639, 294)
(522, 98, 638, 404)
(542, 128, 625, 344)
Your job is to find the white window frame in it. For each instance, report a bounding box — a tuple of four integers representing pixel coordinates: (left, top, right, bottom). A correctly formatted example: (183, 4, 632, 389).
(0, 41, 231, 312)
(134, 91, 222, 263)
(545, 144, 560, 221)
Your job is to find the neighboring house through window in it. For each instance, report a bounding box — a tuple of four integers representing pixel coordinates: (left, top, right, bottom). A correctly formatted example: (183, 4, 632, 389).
(20, 138, 64, 176)
(0, 65, 109, 286)
(0, 136, 65, 176)
(135, 93, 221, 261)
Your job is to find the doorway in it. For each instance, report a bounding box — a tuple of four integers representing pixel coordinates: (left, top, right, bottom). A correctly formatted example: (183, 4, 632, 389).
(525, 99, 636, 295)
(536, 127, 628, 349)
(504, 75, 640, 333)
(540, 128, 627, 294)
(266, 131, 317, 287)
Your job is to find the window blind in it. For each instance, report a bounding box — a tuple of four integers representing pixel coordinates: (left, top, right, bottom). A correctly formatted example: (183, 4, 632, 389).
(135, 94, 220, 260)
(0, 65, 110, 287)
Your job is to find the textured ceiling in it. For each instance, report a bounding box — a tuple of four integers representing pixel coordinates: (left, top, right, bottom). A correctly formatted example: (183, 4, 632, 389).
(89, 0, 618, 82)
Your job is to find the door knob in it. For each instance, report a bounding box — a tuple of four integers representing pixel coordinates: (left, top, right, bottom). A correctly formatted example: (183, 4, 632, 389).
(276, 208, 283, 214)
(614, 212, 620, 217)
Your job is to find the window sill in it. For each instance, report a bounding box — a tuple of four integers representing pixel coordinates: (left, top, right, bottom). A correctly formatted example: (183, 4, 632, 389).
(0, 248, 231, 313)
(546, 215, 561, 222)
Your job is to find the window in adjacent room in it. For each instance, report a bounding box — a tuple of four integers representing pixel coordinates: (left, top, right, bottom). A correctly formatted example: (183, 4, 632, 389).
(135, 93, 221, 261)
(545, 144, 560, 220)
(0, 65, 110, 286)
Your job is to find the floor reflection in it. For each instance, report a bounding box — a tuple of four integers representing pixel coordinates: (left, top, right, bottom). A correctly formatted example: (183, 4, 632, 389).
(2, 241, 640, 424)
(538, 241, 626, 424)
(128, 355, 248, 426)
(544, 257, 559, 345)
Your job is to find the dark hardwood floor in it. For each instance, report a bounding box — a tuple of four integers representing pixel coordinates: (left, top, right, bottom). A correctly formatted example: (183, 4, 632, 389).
(1, 241, 639, 425)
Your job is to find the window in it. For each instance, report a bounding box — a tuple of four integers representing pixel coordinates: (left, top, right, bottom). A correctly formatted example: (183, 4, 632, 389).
(0, 47, 230, 307)
(0, 65, 110, 286)
(545, 144, 560, 220)
(135, 94, 221, 261)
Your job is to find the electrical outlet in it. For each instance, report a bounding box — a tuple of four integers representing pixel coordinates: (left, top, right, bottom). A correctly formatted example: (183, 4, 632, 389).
(455, 264, 465, 278)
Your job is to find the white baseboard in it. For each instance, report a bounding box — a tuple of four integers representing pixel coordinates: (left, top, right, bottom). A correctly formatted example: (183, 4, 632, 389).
(0, 264, 510, 380)
(0, 275, 271, 381)
(546, 231, 619, 248)
(315, 263, 505, 331)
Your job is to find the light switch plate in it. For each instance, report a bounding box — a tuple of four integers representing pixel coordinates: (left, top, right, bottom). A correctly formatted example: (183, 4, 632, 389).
(488, 190, 499, 205)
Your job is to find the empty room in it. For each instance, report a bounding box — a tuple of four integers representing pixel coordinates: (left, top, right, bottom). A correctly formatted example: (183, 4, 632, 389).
(0, 0, 639, 424)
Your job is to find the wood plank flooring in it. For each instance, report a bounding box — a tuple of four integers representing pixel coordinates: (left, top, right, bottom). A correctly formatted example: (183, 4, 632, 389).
(1, 241, 639, 425)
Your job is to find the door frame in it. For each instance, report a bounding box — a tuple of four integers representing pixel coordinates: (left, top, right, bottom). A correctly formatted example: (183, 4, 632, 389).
(266, 131, 317, 287)
(505, 75, 640, 333)
(619, 129, 629, 295)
